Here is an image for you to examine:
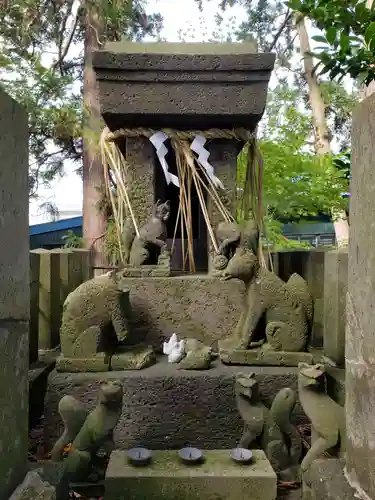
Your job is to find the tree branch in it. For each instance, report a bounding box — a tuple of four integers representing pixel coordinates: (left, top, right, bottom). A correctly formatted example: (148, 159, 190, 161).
(267, 9, 293, 52)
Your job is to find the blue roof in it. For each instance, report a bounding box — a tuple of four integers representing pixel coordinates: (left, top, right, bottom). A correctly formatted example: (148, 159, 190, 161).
(30, 216, 83, 236)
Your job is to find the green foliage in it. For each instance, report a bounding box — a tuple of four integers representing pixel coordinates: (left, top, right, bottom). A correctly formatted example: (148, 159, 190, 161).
(62, 230, 84, 248)
(237, 83, 349, 242)
(262, 219, 312, 250)
(287, 0, 375, 84)
(0, 0, 162, 198)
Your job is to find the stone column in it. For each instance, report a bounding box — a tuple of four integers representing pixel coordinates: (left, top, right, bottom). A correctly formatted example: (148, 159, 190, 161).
(0, 89, 29, 499)
(206, 139, 242, 272)
(346, 94, 375, 498)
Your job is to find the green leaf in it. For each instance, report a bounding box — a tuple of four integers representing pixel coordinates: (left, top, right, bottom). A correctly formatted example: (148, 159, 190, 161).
(365, 22, 375, 46)
(326, 27, 337, 45)
(340, 32, 350, 52)
(311, 35, 328, 44)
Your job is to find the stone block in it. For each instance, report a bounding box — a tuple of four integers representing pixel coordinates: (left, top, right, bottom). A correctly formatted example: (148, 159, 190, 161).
(43, 360, 307, 451)
(0, 320, 29, 499)
(72, 248, 93, 283)
(104, 449, 277, 500)
(29, 251, 40, 364)
(346, 94, 375, 498)
(8, 471, 56, 500)
(31, 249, 61, 352)
(323, 249, 348, 366)
(306, 459, 356, 500)
(269, 250, 326, 347)
(121, 276, 245, 351)
(0, 89, 29, 322)
(29, 362, 55, 429)
(56, 345, 155, 373)
(30, 462, 69, 500)
(93, 42, 275, 130)
(219, 348, 313, 366)
(326, 367, 345, 407)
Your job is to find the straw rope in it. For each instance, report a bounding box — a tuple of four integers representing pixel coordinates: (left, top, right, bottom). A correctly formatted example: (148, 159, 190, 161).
(104, 127, 256, 142)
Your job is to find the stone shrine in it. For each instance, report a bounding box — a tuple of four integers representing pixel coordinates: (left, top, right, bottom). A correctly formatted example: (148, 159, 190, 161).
(42, 41, 353, 499)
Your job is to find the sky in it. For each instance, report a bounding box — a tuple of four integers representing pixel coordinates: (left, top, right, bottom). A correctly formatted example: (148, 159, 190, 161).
(29, 0, 247, 224)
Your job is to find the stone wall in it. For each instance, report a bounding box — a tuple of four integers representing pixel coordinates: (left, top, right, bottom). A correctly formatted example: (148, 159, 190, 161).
(346, 93, 375, 498)
(0, 89, 29, 499)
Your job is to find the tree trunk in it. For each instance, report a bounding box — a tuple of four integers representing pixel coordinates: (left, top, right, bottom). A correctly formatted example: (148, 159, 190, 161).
(363, 0, 375, 98)
(296, 15, 349, 247)
(82, 3, 107, 274)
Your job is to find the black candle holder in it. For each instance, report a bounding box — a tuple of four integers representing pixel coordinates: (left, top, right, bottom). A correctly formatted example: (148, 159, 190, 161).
(178, 447, 204, 465)
(127, 447, 152, 466)
(230, 448, 253, 465)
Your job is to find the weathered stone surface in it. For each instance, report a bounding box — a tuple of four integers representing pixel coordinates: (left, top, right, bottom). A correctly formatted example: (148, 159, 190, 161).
(0, 89, 29, 500)
(105, 449, 277, 500)
(323, 249, 348, 366)
(326, 367, 345, 407)
(29, 361, 55, 429)
(270, 249, 326, 347)
(43, 361, 307, 451)
(0, 321, 29, 499)
(0, 89, 29, 322)
(93, 42, 275, 130)
(346, 93, 375, 498)
(220, 348, 313, 366)
(30, 462, 68, 500)
(306, 459, 356, 500)
(121, 276, 245, 351)
(8, 471, 56, 500)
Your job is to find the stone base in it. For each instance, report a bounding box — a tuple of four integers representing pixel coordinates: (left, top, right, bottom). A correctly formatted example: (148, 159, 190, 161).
(219, 347, 313, 367)
(29, 361, 55, 429)
(104, 449, 277, 500)
(9, 471, 56, 500)
(303, 459, 356, 500)
(326, 367, 345, 407)
(116, 275, 245, 352)
(43, 358, 307, 451)
(56, 346, 155, 373)
(29, 461, 69, 500)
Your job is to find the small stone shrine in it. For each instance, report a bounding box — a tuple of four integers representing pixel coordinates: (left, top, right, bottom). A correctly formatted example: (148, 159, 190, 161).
(43, 41, 347, 499)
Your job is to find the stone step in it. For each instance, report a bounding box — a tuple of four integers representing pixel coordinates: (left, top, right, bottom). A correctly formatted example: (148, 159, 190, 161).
(104, 449, 277, 500)
(44, 359, 306, 451)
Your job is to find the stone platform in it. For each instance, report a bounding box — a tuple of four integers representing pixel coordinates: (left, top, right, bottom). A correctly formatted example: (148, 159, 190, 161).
(105, 449, 276, 500)
(43, 359, 306, 451)
(123, 276, 245, 352)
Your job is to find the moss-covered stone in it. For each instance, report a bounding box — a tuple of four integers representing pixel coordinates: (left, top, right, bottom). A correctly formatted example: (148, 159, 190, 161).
(58, 273, 154, 372)
(220, 347, 313, 367)
(105, 449, 276, 500)
(53, 381, 123, 483)
(220, 248, 312, 355)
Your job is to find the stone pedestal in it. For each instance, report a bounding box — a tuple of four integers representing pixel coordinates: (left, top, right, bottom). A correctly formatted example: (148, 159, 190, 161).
(345, 94, 375, 497)
(0, 89, 29, 499)
(323, 249, 348, 366)
(43, 361, 306, 451)
(105, 450, 277, 500)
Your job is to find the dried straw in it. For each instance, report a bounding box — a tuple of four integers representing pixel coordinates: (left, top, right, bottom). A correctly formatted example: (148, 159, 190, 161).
(100, 126, 263, 270)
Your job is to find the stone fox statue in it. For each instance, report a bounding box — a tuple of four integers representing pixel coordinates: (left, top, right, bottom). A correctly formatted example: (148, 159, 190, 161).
(298, 363, 345, 473)
(222, 247, 313, 352)
(122, 199, 171, 267)
(51, 380, 123, 482)
(59, 272, 132, 361)
(235, 372, 302, 481)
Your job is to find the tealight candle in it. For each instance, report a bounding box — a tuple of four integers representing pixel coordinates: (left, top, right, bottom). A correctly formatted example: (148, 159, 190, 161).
(127, 447, 152, 466)
(230, 447, 253, 464)
(179, 447, 204, 465)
